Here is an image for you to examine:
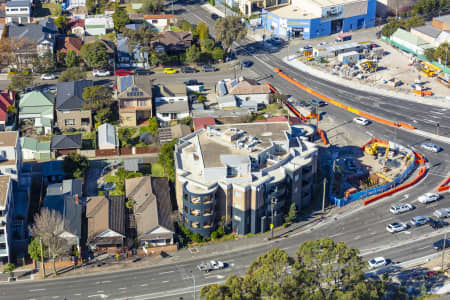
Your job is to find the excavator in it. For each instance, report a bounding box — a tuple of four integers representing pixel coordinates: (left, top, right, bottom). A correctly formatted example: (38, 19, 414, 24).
(364, 142, 388, 156)
(359, 60, 378, 72)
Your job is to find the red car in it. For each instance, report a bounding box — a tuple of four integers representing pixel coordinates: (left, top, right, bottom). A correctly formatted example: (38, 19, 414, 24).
(115, 69, 131, 76)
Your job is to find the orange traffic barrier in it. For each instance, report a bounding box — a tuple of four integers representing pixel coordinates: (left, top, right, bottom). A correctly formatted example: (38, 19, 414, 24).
(265, 82, 277, 93)
(437, 175, 450, 192)
(317, 128, 328, 145)
(399, 122, 416, 130)
(360, 137, 388, 150)
(424, 90, 433, 96)
(363, 167, 427, 206)
(413, 151, 427, 164)
(413, 90, 424, 97)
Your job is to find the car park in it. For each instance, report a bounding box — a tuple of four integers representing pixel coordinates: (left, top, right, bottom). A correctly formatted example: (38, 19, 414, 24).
(420, 142, 441, 153)
(181, 66, 198, 73)
(93, 69, 111, 77)
(241, 60, 253, 68)
(433, 238, 450, 250)
(429, 218, 445, 229)
(184, 79, 201, 85)
(353, 117, 370, 126)
(202, 65, 216, 72)
(368, 257, 387, 269)
(418, 193, 440, 204)
(433, 208, 450, 219)
(40, 73, 56, 80)
(386, 222, 408, 233)
(115, 69, 132, 76)
(390, 202, 414, 214)
(410, 216, 430, 226)
(310, 99, 326, 106)
(163, 67, 177, 74)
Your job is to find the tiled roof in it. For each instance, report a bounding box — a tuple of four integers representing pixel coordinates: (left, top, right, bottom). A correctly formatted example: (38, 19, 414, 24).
(56, 36, 83, 54)
(50, 134, 82, 150)
(227, 78, 271, 95)
(69, 18, 85, 29)
(144, 14, 175, 19)
(193, 117, 216, 130)
(0, 90, 14, 122)
(56, 80, 93, 110)
(86, 195, 125, 242)
(153, 31, 193, 50)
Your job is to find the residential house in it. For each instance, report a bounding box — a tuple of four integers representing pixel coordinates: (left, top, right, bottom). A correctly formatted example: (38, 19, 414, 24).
(144, 14, 175, 32)
(66, 0, 86, 9)
(98, 123, 118, 150)
(85, 14, 113, 36)
(125, 176, 175, 247)
(217, 94, 237, 109)
(154, 84, 189, 123)
(153, 31, 193, 54)
(0, 131, 21, 181)
(116, 75, 152, 127)
(0, 175, 13, 264)
(68, 18, 85, 39)
(217, 77, 271, 111)
(18, 91, 54, 135)
(20, 137, 51, 161)
(55, 36, 83, 57)
(86, 195, 126, 252)
(55, 80, 93, 132)
(193, 117, 216, 130)
(50, 134, 82, 158)
(42, 160, 65, 184)
(117, 33, 147, 68)
(158, 124, 191, 144)
(5, 0, 30, 24)
(0, 90, 15, 131)
(44, 179, 82, 248)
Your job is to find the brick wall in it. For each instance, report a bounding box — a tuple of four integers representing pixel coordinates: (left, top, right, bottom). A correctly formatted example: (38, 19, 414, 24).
(56, 110, 92, 132)
(135, 146, 159, 154)
(120, 147, 132, 155)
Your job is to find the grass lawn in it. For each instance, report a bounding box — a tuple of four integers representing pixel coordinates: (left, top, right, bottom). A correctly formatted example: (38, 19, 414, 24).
(262, 103, 281, 115)
(35, 3, 60, 17)
(151, 163, 165, 177)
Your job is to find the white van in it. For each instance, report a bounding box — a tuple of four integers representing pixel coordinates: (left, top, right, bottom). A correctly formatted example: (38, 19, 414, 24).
(434, 208, 450, 219)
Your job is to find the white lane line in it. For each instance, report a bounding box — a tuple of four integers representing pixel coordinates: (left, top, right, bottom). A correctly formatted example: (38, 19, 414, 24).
(328, 232, 345, 238)
(140, 284, 149, 287)
(162, 280, 169, 283)
(378, 216, 394, 224)
(73, 294, 81, 296)
(159, 270, 175, 275)
(29, 289, 46, 292)
(118, 288, 127, 290)
(97, 290, 104, 293)
(102, 280, 112, 284)
(51, 297, 59, 299)
(416, 245, 429, 251)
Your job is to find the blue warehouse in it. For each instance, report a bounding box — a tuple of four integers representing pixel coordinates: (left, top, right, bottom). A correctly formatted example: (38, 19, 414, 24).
(262, 0, 376, 39)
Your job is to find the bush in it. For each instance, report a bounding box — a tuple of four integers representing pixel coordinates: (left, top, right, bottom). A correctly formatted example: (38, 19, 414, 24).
(192, 233, 203, 243)
(197, 95, 207, 103)
(210, 231, 218, 240)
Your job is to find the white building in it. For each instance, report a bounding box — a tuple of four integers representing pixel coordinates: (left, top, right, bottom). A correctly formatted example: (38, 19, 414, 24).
(0, 176, 13, 264)
(0, 132, 21, 181)
(67, 0, 86, 9)
(98, 123, 118, 150)
(144, 14, 176, 32)
(154, 85, 190, 123)
(85, 15, 114, 36)
(5, 0, 31, 24)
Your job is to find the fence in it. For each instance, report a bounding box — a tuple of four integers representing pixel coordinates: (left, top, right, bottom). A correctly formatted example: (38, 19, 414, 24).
(96, 149, 119, 157)
(135, 146, 159, 154)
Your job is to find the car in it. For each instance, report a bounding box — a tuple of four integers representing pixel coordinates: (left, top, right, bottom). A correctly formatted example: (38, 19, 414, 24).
(241, 60, 253, 68)
(420, 142, 441, 153)
(211, 13, 219, 20)
(386, 222, 408, 233)
(115, 69, 132, 76)
(410, 216, 430, 226)
(429, 218, 445, 229)
(310, 99, 326, 106)
(184, 79, 200, 85)
(40, 73, 56, 80)
(297, 100, 310, 107)
(163, 67, 177, 74)
(434, 208, 450, 219)
(135, 69, 152, 75)
(181, 66, 198, 73)
(92, 69, 111, 77)
(368, 257, 387, 269)
(202, 65, 216, 72)
(353, 117, 370, 126)
(433, 238, 450, 250)
(269, 36, 282, 45)
(390, 202, 414, 215)
(418, 192, 440, 204)
(198, 260, 225, 272)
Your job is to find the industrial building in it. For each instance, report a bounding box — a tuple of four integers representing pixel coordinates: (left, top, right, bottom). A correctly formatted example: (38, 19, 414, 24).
(174, 122, 318, 237)
(262, 0, 376, 39)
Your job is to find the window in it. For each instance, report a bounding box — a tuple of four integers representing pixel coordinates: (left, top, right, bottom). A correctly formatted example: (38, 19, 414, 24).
(81, 118, 90, 125)
(151, 20, 158, 24)
(20, 8, 28, 11)
(138, 99, 147, 107)
(10, 8, 18, 11)
(234, 215, 241, 222)
(64, 119, 75, 126)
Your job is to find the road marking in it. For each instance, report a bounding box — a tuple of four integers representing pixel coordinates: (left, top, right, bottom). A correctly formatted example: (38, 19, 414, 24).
(102, 280, 112, 284)
(29, 289, 46, 292)
(159, 270, 175, 275)
(378, 216, 394, 224)
(51, 297, 59, 299)
(404, 231, 411, 234)
(328, 232, 345, 238)
(140, 284, 149, 287)
(118, 288, 127, 290)
(162, 280, 169, 283)
(74, 294, 81, 296)
(97, 290, 104, 293)
(416, 245, 429, 251)
(88, 294, 108, 299)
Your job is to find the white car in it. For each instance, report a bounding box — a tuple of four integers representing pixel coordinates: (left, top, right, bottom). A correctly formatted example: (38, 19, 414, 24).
(93, 69, 111, 77)
(40, 73, 56, 80)
(386, 222, 408, 233)
(353, 117, 370, 126)
(390, 202, 413, 214)
(418, 193, 440, 204)
(210, 260, 225, 270)
(368, 257, 387, 269)
(420, 142, 441, 153)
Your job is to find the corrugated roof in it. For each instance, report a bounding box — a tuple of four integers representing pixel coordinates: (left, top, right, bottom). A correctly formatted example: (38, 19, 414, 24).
(98, 123, 118, 148)
(392, 28, 432, 48)
(412, 25, 441, 38)
(20, 137, 37, 151)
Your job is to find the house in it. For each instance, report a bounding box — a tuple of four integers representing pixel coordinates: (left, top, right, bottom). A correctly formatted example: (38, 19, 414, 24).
(44, 179, 82, 247)
(144, 14, 176, 32)
(411, 25, 442, 45)
(153, 31, 193, 53)
(85, 14, 113, 36)
(217, 77, 271, 111)
(68, 18, 85, 39)
(55, 80, 93, 132)
(154, 84, 189, 123)
(5, 0, 30, 24)
(50, 134, 82, 158)
(98, 123, 118, 150)
(55, 36, 83, 55)
(42, 160, 65, 183)
(125, 176, 175, 247)
(20, 137, 51, 161)
(66, 0, 86, 9)
(0, 175, 14, 264)
(18, 91, 54, 135)
(0, 90, 15, 131)
(116, 75, 152, 127)
(193, 117, 216, 130)
(116, 34, 148, 68)
(217, 94, 237, 109)
(0, 131, 21, 181)
(86, 195, 126, 252)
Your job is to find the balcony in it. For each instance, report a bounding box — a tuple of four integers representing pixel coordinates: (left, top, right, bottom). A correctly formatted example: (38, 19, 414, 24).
(0, 235, 5, 243)
(191, 209, 201, 216)
(0, 249, 7, 256)
(192, 222, 200, 229)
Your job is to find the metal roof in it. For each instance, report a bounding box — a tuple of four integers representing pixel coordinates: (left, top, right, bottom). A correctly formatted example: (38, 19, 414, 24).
(98, 123, 118, 148)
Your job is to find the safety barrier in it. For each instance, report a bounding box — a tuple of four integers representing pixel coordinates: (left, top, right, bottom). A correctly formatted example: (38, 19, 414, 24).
(437, 175, 450, 192)
(317, 128, 328, 145)
(265, 81, 308, 121)
(265, 82, 278, 93)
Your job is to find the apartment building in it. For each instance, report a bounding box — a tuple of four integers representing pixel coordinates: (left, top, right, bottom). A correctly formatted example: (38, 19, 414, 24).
(0, 132, 21, 182)
(0, 175, 13, 264)
(175, 122, 318, 237)
(5, 0, 30, 24)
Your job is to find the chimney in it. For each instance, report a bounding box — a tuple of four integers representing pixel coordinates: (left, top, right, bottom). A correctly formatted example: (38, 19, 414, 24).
(75, 194, 79, 204)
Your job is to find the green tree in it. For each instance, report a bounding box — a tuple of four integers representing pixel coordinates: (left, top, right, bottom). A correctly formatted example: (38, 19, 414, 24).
(200, 38, 215, 52)
(118, 127, 135, 146)
(197, 22, 209, 40)
(94, 107, 115, 124)
(158, 139, 177, 181)
(148, 116, 159, 135)
(150, 51, 168, 66)
(82, 86, 112, 111)
(197, 95, 206, 103)
(3, 263, 14, 275)
(404, 15, 425, 30)
(185, 45, 200, 63)
(411, 0, 449, 17)
(65, 50, 79, 68)
(112, 8, 129, 32)
(28, 237, 43, 261)
(434, 42, 449, 66)
(54, 14, 69, 34)
(214, 16, 247, 53)
(211, 47, 225, 61)
(8, 71, 33, 92)
(381, 18, 402, 37)
(139, 0, 164, 14)
(80, 42, 108, 68)
(58, 67, 86, 82)
(86, 0, 96, 14)
(424, 47, 436, 61)
(285, 203, 297, 224)
(62, 153, 89, 179)
(122, 26, 158, 66)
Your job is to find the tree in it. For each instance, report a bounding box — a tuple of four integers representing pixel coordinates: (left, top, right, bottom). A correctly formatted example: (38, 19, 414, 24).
(94, 107, 115, 124)
(139, 0, 164, 14)
(424, 47, 436, 61)
(29, 209, 69, 276)
(35, 52, 56, 72)
(122, 26, 158, 60)
(150, 52, 168, 66)
(118, 127, 135, 146)
(158, 139, 177, 181)
(58, 67, 86, 82)
(148, 116, 159, 135)
(86, 0, 96, 14)
(0, 37, 37, 70)
(381, 16, 425, 37)
(3, 263, 14, 276)
(65, 50, 79, 68)
(28, 237, 44, 262)
(80, 42, 108, 68)
(285, 203, 297, 224)
(54, 14, 69, 34)
(211, 47, 225, 61)
(214, 16, 247, 53)
(82, 86, 113, 111)
(197, 22, 209, 40)
(411, 0, 449, 17)
(185, 45, 200, 63)
(112, 8, 129, 32)
(62, 153, 89, 179)
(200, 38, 215, 52)
(404, 15, 425, 30)
(8, 71, 33, 92)
(197, 95, 206, 103)
(434, 42, 449, 66)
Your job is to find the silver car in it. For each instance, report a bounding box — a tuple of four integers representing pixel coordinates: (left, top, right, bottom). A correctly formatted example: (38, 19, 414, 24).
(420, 143, 441, 153)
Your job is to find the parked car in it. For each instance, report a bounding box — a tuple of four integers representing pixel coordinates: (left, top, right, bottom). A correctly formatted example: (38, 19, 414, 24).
(310, 99, 326, 106)
(211, 13, 219, 20)
(93, 69, 111, 77)
(418, 193, 440, 204)
(163, 67, 177, 74)
(269, 36, 282, 45)
(434, 208, 450, 219)
(202, 65, 216, 72)
(135, 69, 152, 75)
(368, 257, 387, 269)
(433, 238, 450, 250)
(184, 79, 200, 85)
(410, 216, 430, 226)
(390, 202, 414, 215)
(420, 142, 441, 153)
(40, 73, 56, 80)
(386, 222, 408, 233)
(241, 60, 253, 68)
(181, 66, 198, 73)
(353, 117, 370, 126)
(115, 69, 132, 76)
(429, 218, 445, 229)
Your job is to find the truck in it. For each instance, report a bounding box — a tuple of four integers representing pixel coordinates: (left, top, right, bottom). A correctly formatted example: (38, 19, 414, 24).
(197, 260, 225, 272)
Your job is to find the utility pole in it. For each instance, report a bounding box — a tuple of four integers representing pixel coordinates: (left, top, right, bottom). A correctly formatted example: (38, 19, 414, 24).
(441, 231, 447, 271)
(271, 198, 275, 239)
(322, 177, 327, 213)
(40, 237, 46, 278)
(436, 122, 440, 136)
(171, 0, 174, 16)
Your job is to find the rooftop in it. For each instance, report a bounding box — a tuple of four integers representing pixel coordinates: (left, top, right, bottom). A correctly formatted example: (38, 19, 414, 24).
(144, 14, 175, 19)
(267, 4, 318, 19)
(0, 175, 10, 207)
(433, 14, 450, 24)
(0, 131, 18, 147)
(412, 24, 442, 38)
